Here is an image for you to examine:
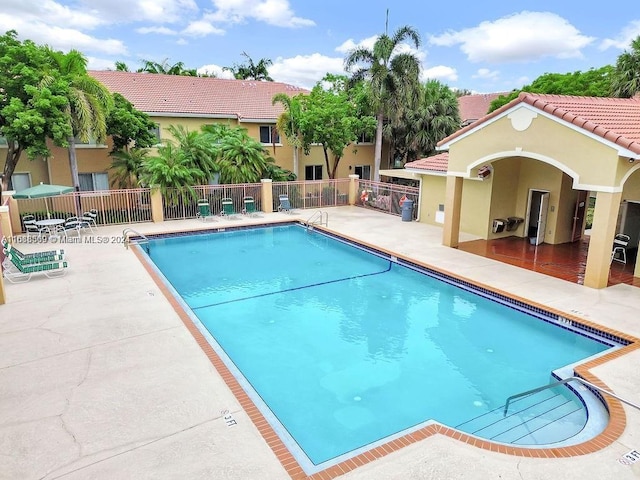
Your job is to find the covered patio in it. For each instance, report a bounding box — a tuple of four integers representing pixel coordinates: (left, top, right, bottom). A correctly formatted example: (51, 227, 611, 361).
(458, 235, 640, 287)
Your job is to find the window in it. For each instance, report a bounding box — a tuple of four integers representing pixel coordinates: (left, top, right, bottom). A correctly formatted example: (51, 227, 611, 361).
(79, 173, 109, 192)
(259, 125, 280, 144)
(305, 165, 323, 181)
(354, 165, 371, 180)
(11, 173, 31, 191)
(150, 124, 161, 145)
(357, 132, 374, 144)
(0, 136, 7, 147)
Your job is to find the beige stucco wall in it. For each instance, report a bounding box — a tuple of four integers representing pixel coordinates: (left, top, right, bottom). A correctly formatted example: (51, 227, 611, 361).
(416, 174, 446, 225)
(0, 148, 50, 186)
(447, 110, 629, 189)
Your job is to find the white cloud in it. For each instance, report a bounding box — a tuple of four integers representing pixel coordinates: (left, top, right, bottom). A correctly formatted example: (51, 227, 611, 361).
(600, 20, 640, 50)
(270, 53, 345, 89)
(136, 26, 179, 35)
(472, 68, 500, 80)
(207, 0, 314, 28)
(0, 15, 127, 55)
(182, 20, 225, 37)
(3, 0, 105, 29)
(422, 65, 458, 83)
(197, 64, 236, 79)
(81, 0, 199, 23)
(430, 11, 594, 63)
(335, 36, 377, 54)
(87, 56, 120, 71)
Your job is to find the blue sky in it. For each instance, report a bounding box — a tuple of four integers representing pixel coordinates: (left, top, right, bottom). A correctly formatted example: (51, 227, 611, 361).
(2, 0, 640, 92)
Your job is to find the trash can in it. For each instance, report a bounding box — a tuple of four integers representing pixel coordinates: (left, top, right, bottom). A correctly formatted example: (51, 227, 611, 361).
(401, 199, 414, 221)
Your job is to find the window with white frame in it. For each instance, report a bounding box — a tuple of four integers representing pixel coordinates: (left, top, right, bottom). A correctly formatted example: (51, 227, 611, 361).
(79, 173, 109, 191)
(354, 165, 371, 180)
(259, 125, 280, 144)
(11, 173, 31, 191)
(305, 165, 323, 180)
(357, 132, 374, 144)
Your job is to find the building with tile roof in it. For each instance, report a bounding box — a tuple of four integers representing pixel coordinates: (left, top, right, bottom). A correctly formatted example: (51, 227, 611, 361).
(386, 92, 640, 288)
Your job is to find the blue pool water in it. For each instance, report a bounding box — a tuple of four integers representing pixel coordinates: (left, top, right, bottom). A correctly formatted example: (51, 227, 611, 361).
(147, 225, 612, 466)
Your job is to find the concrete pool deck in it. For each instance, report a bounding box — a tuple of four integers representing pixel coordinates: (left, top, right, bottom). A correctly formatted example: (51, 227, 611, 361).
(2, 206, 640, 479)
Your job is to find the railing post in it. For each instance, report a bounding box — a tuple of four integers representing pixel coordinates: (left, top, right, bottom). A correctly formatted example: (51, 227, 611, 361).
(261, 179, 273, 213)
(348, 174, 359, 206)
(150, 186, 164, 223)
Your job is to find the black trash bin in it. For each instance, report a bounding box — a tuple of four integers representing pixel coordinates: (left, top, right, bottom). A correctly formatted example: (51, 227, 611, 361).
(401, 199, 414, 221)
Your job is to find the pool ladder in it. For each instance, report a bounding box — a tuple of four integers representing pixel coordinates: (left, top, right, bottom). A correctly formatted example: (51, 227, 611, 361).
(122, 228, 150, 253)
(306, 210, 328, 230)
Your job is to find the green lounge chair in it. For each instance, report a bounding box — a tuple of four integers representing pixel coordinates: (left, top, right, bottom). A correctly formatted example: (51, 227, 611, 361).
(278, 194, 295, 214)
(221, 198, 241, 218)
(3, 251, 68, 283)
(242, 196, 260, 217)
(1, 236, 65, 266)
(196, 199, 217, 222)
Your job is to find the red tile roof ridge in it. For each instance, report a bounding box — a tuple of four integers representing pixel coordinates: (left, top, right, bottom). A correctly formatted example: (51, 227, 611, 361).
(405, 152, 449, 172)
(438, 92, 640, 156)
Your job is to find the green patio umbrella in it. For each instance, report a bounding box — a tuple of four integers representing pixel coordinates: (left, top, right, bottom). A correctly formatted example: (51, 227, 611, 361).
(13, 182, 75, 218)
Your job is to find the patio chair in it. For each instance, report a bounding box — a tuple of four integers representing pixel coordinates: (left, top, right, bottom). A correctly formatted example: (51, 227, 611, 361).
(278, 194, 295, 214)
(22, 215, 46, 239)
(220, 198, 241, 218)
(1, 236, 64, 267)
(196, 199, 217, 222)
(611, 233, 630, 264)
(80, 209, 98, 231)
(242, 196, 261, 217)
(58, 216, 84, 238)
(3, 251, 68, 283)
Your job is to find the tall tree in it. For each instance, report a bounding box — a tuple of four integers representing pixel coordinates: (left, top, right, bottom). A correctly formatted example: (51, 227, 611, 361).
(109, 147, 148, 189)
(45, 48, 113, 193)
(0, 30, 71, 191)
(272, 92, 303, 178)
(223, 52, 273, 81)
(611, 36, 640, 98)
(344, 21, 422, 181)
(210, 127, 276, 183)
(388, 80, 460, 161)
(297, 77, 376, 179)
(166, 124, 219, 183)
(106, 93, 157, 152)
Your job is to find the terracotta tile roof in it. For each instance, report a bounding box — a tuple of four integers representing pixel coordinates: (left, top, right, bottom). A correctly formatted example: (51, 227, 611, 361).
(404, 152, 449, 172)
(458, 92, 510, 125)
(439, 92, 640, 155)
(89, 70, 308, 121)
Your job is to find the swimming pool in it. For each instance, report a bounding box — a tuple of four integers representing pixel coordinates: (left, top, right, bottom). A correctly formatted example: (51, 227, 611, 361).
(145, 224, 620, 469)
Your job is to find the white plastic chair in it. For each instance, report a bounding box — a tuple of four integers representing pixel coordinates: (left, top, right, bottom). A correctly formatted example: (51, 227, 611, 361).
(611, 234, 630, 264)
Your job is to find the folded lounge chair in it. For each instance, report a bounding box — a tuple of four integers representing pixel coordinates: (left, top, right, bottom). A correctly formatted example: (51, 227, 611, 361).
(242, 196, 260, 217)
(196, 199, 217, 222)
(3, 251, 68, 283)
(220, 198, 241, 218)
(278, 194, 295, 214)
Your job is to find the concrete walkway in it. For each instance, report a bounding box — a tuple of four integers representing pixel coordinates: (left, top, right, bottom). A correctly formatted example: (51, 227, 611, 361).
(2, 206, 640, 479)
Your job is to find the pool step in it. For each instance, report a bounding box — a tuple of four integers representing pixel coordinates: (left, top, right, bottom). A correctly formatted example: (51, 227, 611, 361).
(456, 390, 587, 445)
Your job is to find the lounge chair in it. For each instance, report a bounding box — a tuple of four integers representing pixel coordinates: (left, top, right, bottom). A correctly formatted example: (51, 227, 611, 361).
(1, 236, 64, 267)
(196, 199, 217, 222)
(3, 251, 68, 283)
(278, 194, 295, 214)
(242, 196, 261, 217)
(220, 198, 241, 218)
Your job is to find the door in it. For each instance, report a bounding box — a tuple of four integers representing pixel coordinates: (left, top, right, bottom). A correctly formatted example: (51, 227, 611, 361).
(535, 192, 550, 246)
(571, 191, 588, 242)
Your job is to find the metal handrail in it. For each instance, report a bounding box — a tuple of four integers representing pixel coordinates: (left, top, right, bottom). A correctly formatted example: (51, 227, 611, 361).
(504, 376, 640, 416)
(306, 210, 328, 230)
(122, 228, 150, 252)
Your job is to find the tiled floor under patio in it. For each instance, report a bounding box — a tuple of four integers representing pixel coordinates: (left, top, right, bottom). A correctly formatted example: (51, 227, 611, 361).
(458, 235, 640, 287)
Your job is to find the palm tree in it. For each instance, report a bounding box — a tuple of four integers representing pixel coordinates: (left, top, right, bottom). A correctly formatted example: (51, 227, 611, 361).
(611, 36, 640, 98)
(272, 92, 303, 178)
(139, 143, 204, 206)
(137, 58, 197, 76)
(213, 128, 272, 184)
(165, 125, 219, 183)
(109, 148, 148, 189)
(114, 61, 130, 72)
(223, 52, 273, 81)
(344, 23, 422, 181)
(45, 48, 113, 194)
